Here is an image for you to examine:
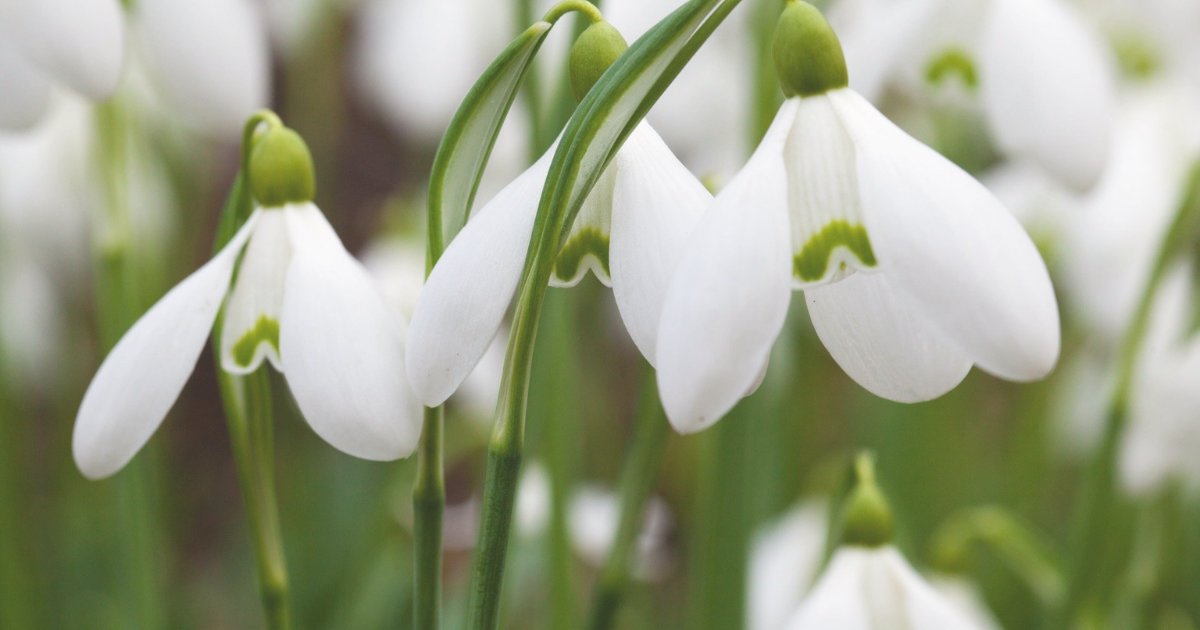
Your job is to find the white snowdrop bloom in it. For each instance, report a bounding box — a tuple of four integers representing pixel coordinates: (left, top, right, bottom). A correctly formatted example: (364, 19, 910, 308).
(748, 502, 829, 630)
(354, 0, 511, 142)
(134, 0, 271, 138)
(1120, 264, 1200, 494)
(1061, 80, 1200, 344)
(656, 2, 1059, 433)
(569, 484, 675, 582)
(72, 125, 420, 479)
(0, 257, 65, 393)
(515, 462, 552, 539)
(833, 0, 1116, 192)
(786, 546, 994, 630)
(927, 575, 1004, 630)
(0, 0, 125, 130)
(405, 22, 712, 407)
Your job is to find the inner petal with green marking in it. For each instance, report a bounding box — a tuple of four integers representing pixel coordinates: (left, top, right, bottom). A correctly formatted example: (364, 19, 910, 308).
(551, 162, 616, 287)
(925, 47, 978, 90)
(785, 95, 879, 289)
(232, 315, 281, 370)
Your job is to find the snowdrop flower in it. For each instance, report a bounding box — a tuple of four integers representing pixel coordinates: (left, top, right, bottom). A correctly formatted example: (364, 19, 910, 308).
(786, 456, 995, 630)
(406, 21, 712, 406)
(833, 0, 1116, 192)
(569, 484, 675, 581)
(0, 0, 125, 129)
(72, 120, 419, 479)
(656, 1, 1059, 432)
(1061, 81, 1200, 344)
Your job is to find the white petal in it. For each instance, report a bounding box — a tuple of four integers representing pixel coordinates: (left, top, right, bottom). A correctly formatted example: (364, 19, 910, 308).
(806, 271, 972, 402)
(551, 158, 616, 288)
(0, 0, 125, 99)
(655, 100, 796, 434)
(610, 122, 710, 362)
(979, 0, 1115, 191)
(279, 203, 421, 460)
(882, 549, 994, 630)
(135, 0, 270, 139)
(830, 88, 1061, 383)
(72, 212, 259, 479)
(405, 147, 553, 407)
(785, 95, 875, 288)
(0, 32, 51, 130)
(220, 208, 290, 375)
(784, 547, 873, 630)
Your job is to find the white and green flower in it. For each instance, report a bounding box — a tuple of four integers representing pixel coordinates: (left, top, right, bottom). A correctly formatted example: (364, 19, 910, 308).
(72, 126, 419, 479)
(656, 1, 1059, 433)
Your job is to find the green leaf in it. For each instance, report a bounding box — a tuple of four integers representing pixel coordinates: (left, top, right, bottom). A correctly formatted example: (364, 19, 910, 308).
(426, 20, 553, 264)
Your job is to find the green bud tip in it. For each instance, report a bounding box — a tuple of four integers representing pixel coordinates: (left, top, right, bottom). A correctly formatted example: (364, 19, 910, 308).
(248, 125, 316, 208)
(773, 0, 849, 98)
(569, 20, 628, 102)
(841, 453, 895, 548)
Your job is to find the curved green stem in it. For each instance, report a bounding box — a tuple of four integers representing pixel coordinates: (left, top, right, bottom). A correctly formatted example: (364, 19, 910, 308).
(1054, 163, 1200, 629)
(542, 0, 603, 25)
(586, 366, 670, 630)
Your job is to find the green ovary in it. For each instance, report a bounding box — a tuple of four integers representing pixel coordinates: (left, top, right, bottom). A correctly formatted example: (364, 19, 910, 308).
(555, 228, 610, 281)
(925, 48, 978, 89)
(793, 221, 877, 282)
(232, 316, 280, 368)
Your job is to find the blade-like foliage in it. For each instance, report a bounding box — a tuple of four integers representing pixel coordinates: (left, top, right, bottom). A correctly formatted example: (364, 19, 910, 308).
(425, 21, 552, 265)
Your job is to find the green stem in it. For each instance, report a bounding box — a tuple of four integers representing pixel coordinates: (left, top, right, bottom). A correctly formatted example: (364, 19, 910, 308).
(1054, 163, 1200, 629)
(586, 366, 670, 630)
(413, 406, 445, 630)
(0, 366, 35, 630)
(218, 367, 292, 630)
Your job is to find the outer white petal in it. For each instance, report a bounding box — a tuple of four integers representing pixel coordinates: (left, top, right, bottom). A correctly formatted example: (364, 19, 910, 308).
(220, 208, 290, 375)
(882, 549, 994, 630)
(806, 272, 972, 402)
(0, 32, 51, 130)
(979, 0, 1114, 191)
(830, 89, 1061, 383)
(279, 203, 420, 461)
(784, 547, 872, 630)
(610, 122, 710, 362)
(135, 0, 270, 138)
(405, 147, 553, 407)
(655, 100, 796, 434)
(0, 0, 125, 99)
(748, 502, 828, 630)
(72, 212, 260, 479)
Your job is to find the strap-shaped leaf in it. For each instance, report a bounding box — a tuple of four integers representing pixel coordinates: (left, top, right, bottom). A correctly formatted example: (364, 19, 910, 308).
(426, 21, 552, 264)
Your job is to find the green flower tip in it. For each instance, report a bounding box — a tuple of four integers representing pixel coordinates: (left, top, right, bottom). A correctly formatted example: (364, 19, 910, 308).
(249, 125, 316, 208)
(569, 20, 628, 102)
(773, 0, 848, 98)
(841, 453, 895, 548)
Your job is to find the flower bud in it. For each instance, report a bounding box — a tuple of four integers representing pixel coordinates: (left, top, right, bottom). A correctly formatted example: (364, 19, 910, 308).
(249, 126, 316, 207)
(841, 453, 894, 548)
(569, 20, 629, 102)
(773, 0, 848, 98)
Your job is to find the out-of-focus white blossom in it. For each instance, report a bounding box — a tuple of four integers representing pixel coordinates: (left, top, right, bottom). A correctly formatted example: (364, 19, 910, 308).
(833, 0, 1116, 192)
(748, 502, 828, 630)
(569, 484, 675, 582)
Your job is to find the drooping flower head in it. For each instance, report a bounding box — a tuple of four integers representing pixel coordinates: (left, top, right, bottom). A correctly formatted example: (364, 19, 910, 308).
(656, 0, 1060, 433)
(405, 17, 713, 407)
(73, 115, 419, 479)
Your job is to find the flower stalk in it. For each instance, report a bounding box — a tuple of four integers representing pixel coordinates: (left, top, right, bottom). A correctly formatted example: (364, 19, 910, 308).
(586, 365, 670, 630)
